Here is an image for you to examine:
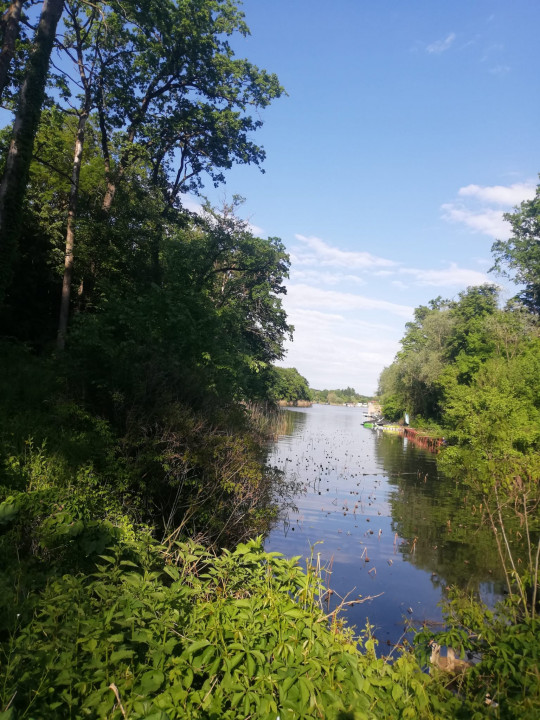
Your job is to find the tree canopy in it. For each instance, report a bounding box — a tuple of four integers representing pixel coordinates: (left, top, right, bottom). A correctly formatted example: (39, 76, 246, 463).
(268, 366, 310, 403)
(491, 177, 540, 314)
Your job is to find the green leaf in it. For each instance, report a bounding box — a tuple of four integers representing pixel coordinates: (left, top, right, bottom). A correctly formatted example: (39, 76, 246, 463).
(181, 639, 211, 658)
(163, 565, 180, 580)
(110, 649, 135, 663)
(139, 669, 165, 694)
(0, 502, 18, 526)
(392, 683, 403, 702)
(283, 608, 305, 618)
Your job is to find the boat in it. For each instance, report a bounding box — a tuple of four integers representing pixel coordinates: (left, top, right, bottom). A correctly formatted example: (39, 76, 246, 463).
(380, 424, 402, 434)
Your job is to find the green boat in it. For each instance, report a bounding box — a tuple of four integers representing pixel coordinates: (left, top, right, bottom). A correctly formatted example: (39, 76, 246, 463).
(363, 421, 375, 429)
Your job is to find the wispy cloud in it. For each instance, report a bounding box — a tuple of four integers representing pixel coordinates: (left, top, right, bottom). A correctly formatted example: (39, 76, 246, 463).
(278, 306, 403, 393)
(290, 268, 366, 286)
(400, 263, 489, 287)
(441, 203, 510, 238)
(282, 219, 503, 391)
(458, 182, 533, 206)
(442, 180, 536, 239)
(426, 32, 456, 54)
(293, 234, 396, 270)
(286, 284, 414, 319)
(489, 64, 510, 76)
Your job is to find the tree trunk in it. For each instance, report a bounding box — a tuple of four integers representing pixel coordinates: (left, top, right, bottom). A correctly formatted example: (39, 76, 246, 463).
(100, 77, 159, 211)
(0, 0, 64, 302)
(57, 109, 88, 350)
(0, 0, 25, 103)
(97, 93, 116, 210)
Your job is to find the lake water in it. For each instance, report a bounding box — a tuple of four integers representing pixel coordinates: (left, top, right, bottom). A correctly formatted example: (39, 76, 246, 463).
(264, 405, 504, 648)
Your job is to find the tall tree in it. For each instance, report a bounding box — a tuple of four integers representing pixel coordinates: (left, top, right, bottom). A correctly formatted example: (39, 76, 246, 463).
(57, 1, 102, 349)
(48, 0, 283, 346)
(0, 0, 64, 301)
(491, 179, 540, 314)
(0, 0, 25, 102)
(97, 0, 283, 211)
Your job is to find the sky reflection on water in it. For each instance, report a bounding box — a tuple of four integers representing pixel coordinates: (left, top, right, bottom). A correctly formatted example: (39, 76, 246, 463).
(264, 405, 503, 647)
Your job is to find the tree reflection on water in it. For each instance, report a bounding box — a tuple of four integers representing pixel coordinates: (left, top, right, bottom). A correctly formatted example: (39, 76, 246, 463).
(264, 405, 508, 645)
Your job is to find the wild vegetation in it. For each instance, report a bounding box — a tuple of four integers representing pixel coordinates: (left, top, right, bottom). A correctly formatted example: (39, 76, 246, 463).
(0, 1, 539, 717)
(377, 183, 540, 717)
(310, 387, 371, 405)
(266, 370, 372, 406)
(267, 366, 311, 404)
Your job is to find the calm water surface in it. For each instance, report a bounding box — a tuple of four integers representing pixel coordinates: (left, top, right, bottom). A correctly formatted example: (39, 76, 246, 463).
(264, 405, 504, 647)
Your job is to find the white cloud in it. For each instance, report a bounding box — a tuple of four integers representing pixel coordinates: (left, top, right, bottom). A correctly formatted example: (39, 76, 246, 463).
(372, 270, 395, 278)
(426, 32, 456, 54)
(286, 283, 414, 319)
(293, 234, 396, 270)
(400, 263, 489, 287)
(458, 182, 535, 206)
(290, 268, 366, 286)
(441, 203, 510, 238)
(278, 305, 403, 394)
(442, 180, 536, 239)
(180, 195, 204, 215)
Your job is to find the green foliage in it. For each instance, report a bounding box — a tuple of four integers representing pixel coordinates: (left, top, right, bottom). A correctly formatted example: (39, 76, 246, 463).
(3, 4, 538, 716)
(379, 390, 406, 423)
(93, 0, 285, 202)
(416, 589, 540, 719)
(0, 533, 460, 719)
(378, 284, 540, 619)
(311, 387, 371, 405)
(378, 284, 530, 424)
(491, 177, 540, 313)
(268, 366, 311, 403)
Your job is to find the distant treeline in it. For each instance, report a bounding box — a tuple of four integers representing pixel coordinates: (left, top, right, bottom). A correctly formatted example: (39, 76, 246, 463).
(269, 367, 371, 405)
(310, 387, 371, 405)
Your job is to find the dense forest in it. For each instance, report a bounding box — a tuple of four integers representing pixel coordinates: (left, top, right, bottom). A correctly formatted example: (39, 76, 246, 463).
(267, 367, 371, 406)
(310, 387, 371, 405)
(377, 185, 540, 715)
(0, 1, 538, 718)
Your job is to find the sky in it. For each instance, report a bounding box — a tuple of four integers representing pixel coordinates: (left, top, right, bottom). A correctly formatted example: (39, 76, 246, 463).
(182, 0, 540, 395)
(5, 1, 537, 396)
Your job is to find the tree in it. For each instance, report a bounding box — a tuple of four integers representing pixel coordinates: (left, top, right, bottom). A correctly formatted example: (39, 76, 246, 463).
(491, 178, 540, 314)
(268, 367, 310, 403)
(57, 1, 104, 349)
(0, 0, 64, 301)
(50, 0, 283, 345)
(0, 0, 25, 102)
(378, 286, 500, 422)
(443, 284, 498, 383)
(96, 0, 284, 211)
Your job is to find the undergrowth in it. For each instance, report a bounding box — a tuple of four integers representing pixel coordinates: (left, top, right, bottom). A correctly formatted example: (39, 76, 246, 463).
(0, 531, 459, 720)
(1, 342, 538, 718)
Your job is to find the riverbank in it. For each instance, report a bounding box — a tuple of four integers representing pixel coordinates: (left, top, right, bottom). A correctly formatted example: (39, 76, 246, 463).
(1, 355, 538, 717)
(0, 347, 459, 718)
(378, 424, 444, 452)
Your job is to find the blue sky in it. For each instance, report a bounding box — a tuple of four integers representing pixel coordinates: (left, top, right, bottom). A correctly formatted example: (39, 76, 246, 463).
(184, 0, 540, 394)
(4, 1, 536, 395)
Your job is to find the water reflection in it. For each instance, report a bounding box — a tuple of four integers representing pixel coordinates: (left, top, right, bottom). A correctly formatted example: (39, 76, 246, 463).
(376, 433, 503, 586)
(265, 405, 504, 646)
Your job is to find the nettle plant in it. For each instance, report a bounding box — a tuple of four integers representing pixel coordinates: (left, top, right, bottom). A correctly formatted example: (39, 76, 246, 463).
(0, 536, 458, 720)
